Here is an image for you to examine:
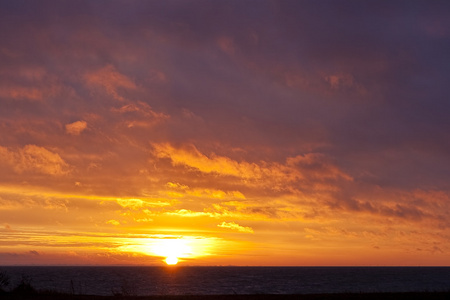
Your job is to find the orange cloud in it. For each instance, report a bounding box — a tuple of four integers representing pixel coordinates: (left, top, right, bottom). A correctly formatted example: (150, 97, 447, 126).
(286, 153, 353, 181)
(0, 86, 44, 101)
(165, 181, 246, 200)
(84, 65, 136, 101)
(0, 65, 63, 103)
(111, 101, 169, 128)
(0, 145, 69, 175)
(152, 143, 263, 179)
(65, 120, 87, 135)
(151, 143, 352, 193)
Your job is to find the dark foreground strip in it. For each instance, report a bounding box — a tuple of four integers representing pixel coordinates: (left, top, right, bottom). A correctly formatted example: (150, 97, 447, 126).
(2, 292, 450, 300)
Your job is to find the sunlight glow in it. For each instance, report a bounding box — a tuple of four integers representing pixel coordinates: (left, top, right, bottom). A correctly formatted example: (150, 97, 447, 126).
(165, 256, 178, 265)
(116, 235, 220, 264)
(151, 238, 192, 263)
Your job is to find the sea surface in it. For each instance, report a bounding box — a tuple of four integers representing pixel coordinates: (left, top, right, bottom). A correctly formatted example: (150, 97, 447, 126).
(1, 266, 449, 296)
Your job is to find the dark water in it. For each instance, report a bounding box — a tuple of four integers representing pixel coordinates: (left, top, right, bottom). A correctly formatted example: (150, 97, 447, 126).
(1, 266, 449, 296)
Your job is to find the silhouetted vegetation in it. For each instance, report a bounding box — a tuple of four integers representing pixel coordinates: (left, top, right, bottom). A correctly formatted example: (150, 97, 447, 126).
(111, 279, 138, 297)
(0, 272, 9, 294)
(11, 275, 37, 295)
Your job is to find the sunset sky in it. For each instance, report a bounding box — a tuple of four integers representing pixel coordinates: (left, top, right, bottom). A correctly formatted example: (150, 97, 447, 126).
(1, 0, 449, 266)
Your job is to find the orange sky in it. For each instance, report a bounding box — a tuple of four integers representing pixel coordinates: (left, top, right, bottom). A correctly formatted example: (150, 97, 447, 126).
(1, 1, 450, 266)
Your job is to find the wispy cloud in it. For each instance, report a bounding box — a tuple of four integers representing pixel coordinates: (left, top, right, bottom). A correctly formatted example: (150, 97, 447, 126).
(84, 65, 136, 102)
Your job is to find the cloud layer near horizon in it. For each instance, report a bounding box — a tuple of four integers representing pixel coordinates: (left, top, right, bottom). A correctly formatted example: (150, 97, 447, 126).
(1, 0, 449, 266)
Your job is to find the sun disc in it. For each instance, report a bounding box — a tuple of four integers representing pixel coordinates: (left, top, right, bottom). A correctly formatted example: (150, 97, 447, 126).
(165, 256, 178, 265)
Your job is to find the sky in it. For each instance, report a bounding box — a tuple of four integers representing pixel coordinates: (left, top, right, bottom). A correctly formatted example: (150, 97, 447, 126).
(0, 0, 449, 266)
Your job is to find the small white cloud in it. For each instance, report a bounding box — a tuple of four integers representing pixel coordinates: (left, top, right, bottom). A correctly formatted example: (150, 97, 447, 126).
(218, 221, 254, 233)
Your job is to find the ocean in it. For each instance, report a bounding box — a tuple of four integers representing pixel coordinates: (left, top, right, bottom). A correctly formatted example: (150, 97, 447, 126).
(1, 266, 449, 296)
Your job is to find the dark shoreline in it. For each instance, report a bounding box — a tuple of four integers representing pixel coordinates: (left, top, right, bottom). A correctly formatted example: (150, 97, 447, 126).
(2, 292, 450, 300)
(2, 267, 450, 299)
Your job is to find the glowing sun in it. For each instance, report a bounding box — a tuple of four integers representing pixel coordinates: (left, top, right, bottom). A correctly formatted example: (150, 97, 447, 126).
(151, 238, 192, 265)
(121, 236, 216, 265)
(165, 256, 178, 265)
